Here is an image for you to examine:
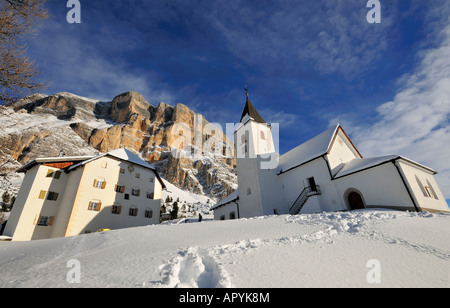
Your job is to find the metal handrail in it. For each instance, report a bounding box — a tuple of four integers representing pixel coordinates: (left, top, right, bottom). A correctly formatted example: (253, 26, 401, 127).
(289, 185, 321, 215)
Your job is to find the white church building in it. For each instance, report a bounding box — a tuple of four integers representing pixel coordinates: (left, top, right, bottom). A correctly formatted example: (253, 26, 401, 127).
(212, 96, 449, 220)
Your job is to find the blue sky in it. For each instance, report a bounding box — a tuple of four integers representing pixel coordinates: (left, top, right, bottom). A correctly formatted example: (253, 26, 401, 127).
(25, 0, 449, 203)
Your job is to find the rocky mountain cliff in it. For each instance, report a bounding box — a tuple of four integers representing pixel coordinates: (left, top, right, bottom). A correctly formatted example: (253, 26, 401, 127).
(0, 91, 237, 200)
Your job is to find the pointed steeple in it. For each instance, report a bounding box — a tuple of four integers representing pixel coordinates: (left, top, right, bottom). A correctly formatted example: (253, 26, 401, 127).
(240, 87, 266, 124)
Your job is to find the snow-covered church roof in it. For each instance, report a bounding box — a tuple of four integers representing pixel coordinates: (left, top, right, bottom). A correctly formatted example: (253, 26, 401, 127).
(278, 124, 340, 174)
(334, 155, 437, 178)
(211, 190, 239, 210)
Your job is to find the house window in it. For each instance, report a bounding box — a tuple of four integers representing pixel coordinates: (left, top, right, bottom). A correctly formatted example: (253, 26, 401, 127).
(101, 161, 108, 169)
(38, 190, 47, 199)
(46, 169, 54, 178)
(230, 212, 236, 220)
(129, 207, 138, 217)
(37, 216, 54, 226)
(46, 169, 62, 179)
(112, 205, 122, 215)
(115, 185, 126, 193)
(131, 188, 141, 197)
(220, 215, 225, 221)
(124, 194, 130, 200)
(95, 180, 107, 189)
(149, 177, 154, 183)
(145, 209, 153, 218)
(88, 201, 102, 212)
(120, 168, 125, 174)
(47, 191, 59, 201)
(247, 188, 251, 196)
(135, 173, 140, 179)
(147, 192, 154, 199)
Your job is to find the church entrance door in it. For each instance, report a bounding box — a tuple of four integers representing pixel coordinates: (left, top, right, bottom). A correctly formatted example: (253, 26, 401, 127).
(348, 191, 365, 210)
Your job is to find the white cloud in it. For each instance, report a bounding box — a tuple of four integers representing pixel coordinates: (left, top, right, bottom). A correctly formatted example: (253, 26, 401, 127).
(353, 18, 450, 198)
(29, 19, 176, 105)
(207, 0, 393, 78)
(260, 109, 300, 128)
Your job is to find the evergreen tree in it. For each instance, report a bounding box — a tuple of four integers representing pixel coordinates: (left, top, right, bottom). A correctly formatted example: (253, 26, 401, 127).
(170, 201, 178, 220)
(2, 191, 10, 206)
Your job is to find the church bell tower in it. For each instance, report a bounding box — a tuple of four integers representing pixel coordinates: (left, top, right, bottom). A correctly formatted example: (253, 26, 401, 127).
(234, 90, 275, 160)
(234, 88, 284, 218)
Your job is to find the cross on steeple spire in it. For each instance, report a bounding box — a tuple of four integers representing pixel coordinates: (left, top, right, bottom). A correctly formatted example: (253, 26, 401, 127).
(239, 85, 266, 124)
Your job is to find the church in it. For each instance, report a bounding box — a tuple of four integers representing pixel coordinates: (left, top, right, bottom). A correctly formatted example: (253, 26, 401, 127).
(212, 95, 449, 220)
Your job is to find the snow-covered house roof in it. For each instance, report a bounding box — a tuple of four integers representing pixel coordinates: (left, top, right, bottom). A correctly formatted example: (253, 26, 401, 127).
(68, 148, 155, 172)
(17, 148, 166, 189)
(17, 156, 95, 173)
(68, 148, 166, 189)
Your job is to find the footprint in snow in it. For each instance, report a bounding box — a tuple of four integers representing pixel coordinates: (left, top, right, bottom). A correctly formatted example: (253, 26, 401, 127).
(158, 247, 233, 288)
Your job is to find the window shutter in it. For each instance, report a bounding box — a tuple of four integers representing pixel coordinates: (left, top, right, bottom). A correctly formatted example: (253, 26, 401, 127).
(134, 208, 138, 216)
(48, 217, 55, 226)
(118, 206, 122, 214)
(93, 179, 98, 187)
(38, 190, 47, 199)
(102, 181, 107, 189)
(115, 184, 118, 192)
(33, 215, 40, 225)
(137, 189, 141, 196)
(54, 171, 61, 179)
(121, 186, 125, 193)
(97, 202, 102, 212)
(46, 170, 54, 178)
(88, 201, 92, 210)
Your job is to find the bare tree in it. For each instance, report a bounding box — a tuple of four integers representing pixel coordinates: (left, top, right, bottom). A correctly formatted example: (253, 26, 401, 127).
(0, 0, 48, 105)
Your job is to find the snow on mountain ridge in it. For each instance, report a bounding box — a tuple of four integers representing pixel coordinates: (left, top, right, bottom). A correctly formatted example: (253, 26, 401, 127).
(0, 91, 237, 201)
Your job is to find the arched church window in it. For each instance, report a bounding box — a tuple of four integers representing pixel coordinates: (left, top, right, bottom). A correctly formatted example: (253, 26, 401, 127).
(260, 130, 266, 140)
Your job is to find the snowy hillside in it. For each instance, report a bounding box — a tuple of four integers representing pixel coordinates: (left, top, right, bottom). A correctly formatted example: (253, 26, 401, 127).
(0, 209, 448, 288)
(161, 179, 215, 220)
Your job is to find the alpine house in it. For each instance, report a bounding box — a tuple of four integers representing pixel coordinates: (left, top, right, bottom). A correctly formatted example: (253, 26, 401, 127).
(4, 148, 166, 241)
